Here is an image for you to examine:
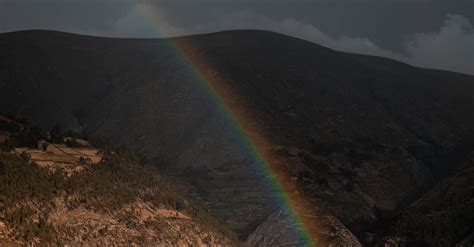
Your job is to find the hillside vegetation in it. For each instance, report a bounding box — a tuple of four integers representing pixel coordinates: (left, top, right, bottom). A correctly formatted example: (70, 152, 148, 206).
(0, 115, 236, 245)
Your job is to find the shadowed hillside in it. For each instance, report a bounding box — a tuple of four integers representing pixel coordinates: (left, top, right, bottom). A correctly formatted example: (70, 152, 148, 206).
(0, 30, 473, 245)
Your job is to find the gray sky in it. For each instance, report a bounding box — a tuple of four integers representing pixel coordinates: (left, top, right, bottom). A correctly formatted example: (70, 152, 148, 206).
(1, 0, 473, 75)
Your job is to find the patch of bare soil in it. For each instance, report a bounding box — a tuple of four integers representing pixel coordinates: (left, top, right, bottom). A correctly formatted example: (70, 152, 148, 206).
(14, 140, 102, 176)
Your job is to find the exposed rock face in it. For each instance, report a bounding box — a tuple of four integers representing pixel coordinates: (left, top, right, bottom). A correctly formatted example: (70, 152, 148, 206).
(245, 209, 361, 247)
(46, 199, 233, 246)
(314, 214, 362, 247)
(245, 210, 307, 247)
(0, 199, 233, 246)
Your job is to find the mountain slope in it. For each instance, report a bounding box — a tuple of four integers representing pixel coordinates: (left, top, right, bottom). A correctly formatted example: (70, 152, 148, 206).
(0, 115, 235, 245)
(0, 30, 473, 245)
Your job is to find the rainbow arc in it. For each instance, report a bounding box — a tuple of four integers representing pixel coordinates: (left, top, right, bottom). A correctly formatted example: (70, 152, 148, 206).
(130, 1, 319, 245)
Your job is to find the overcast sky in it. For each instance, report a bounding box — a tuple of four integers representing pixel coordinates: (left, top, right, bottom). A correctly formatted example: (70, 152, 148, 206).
(1, 0, 473, 75)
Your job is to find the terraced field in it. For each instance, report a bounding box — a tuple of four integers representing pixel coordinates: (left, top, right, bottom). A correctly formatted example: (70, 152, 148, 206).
(14, 140, 102, 176)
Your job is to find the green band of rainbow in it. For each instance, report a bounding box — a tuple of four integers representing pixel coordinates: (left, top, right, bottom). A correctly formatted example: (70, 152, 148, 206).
(128, 1, 316, 245)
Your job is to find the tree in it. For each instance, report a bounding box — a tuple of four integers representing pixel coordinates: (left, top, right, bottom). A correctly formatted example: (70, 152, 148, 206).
(49, 124, 63, 144)
(42, 142, 49, 151)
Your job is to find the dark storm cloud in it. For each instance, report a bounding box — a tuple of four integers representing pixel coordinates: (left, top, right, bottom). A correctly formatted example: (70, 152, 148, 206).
(0, 0, 473, 74)
(0, 0, 132, 35)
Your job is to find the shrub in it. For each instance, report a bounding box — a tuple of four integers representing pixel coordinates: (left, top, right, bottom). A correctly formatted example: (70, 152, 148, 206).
(65, 138, 80, 148)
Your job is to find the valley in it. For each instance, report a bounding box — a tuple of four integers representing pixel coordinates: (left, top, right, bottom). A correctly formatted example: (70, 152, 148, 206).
(0, 30, 473, 246)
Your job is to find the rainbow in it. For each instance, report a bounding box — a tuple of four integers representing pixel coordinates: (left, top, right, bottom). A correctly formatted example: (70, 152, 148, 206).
(129, 1, 317, 245)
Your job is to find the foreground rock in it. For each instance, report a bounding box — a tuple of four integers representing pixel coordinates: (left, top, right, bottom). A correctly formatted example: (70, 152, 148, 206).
(246, 209, 361, 247)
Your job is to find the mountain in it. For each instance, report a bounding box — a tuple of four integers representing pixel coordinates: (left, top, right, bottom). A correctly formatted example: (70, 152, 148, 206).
(0, 29, 473, 246)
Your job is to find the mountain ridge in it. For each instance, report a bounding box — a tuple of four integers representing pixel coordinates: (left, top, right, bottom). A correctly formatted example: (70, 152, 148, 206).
(0, 29, 473, 246)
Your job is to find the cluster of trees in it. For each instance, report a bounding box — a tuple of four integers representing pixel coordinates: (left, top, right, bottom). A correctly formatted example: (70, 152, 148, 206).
(0, 143, 234, 243)
(0, 152, 60, 241)
(392, 205, 474, 246)
(0, 116, 87, 151)
(362, 203, 474, 246)
(64, 147, 187, 212)
(4, 126, 43, 149)
(49, 125, 87, 147)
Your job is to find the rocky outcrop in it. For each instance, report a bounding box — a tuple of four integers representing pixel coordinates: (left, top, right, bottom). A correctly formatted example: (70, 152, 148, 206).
(246, 209, 361, 247)
(46, 199, 234, 246)
(0, 199, 234, 246)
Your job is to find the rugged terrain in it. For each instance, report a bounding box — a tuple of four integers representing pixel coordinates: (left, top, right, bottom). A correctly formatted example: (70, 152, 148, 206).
(0, 116, 235, 246)
(0, 30, 473, 245)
